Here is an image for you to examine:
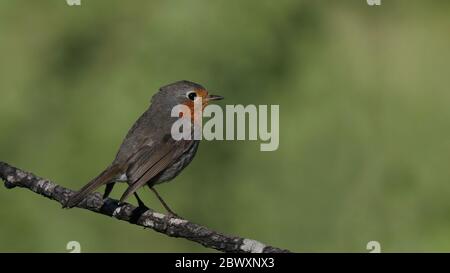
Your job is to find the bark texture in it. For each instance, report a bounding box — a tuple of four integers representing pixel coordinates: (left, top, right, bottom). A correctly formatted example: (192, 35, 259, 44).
(0, 161, 290, 253)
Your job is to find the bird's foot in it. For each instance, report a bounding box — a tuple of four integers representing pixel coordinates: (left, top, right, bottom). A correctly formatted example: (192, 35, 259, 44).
(130, 203, 150, 224)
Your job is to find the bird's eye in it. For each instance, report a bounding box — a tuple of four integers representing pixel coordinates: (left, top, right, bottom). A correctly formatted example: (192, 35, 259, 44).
(187, 91, 197, 101)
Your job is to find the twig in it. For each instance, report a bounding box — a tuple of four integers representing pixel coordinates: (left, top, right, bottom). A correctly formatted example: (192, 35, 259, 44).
(0, 161, 290, 253)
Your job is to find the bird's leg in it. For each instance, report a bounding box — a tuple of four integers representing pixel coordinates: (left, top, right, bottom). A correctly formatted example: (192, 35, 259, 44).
(133, 192, 149, 211)
(103, 183, 115, 200)
(148, 185, 180, 218)
(130, 192, 149, 224)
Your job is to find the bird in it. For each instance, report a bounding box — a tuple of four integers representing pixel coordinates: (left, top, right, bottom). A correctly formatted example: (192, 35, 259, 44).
(64, 80, 223, 216)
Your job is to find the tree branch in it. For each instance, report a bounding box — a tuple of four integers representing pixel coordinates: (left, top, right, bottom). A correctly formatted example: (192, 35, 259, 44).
(0, 161, 290, 253)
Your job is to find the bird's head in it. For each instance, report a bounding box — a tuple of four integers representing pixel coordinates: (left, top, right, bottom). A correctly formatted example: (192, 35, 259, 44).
(153, 80, 223, 117)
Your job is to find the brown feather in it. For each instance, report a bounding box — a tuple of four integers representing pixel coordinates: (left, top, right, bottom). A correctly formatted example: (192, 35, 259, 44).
(119, 149, 177, 203)
(64, 164, 123, 208)
(119, 140, 192, 203)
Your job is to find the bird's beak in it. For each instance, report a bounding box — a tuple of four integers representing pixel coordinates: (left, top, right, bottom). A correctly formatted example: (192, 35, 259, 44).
(206, 94, 224, 101)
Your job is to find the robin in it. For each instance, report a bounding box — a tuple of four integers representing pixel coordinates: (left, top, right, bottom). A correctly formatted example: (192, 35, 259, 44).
(64, 80, 223, 217)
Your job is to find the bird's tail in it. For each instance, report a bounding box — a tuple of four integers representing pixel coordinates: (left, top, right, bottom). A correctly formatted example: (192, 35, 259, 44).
(64, 164, 123, 208)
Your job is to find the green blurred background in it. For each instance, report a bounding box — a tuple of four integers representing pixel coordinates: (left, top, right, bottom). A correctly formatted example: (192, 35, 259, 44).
(1, 0, 450, 252)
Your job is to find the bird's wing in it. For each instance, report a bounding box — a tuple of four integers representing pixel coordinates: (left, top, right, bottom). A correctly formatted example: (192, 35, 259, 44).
(119, 140, 193, 203)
